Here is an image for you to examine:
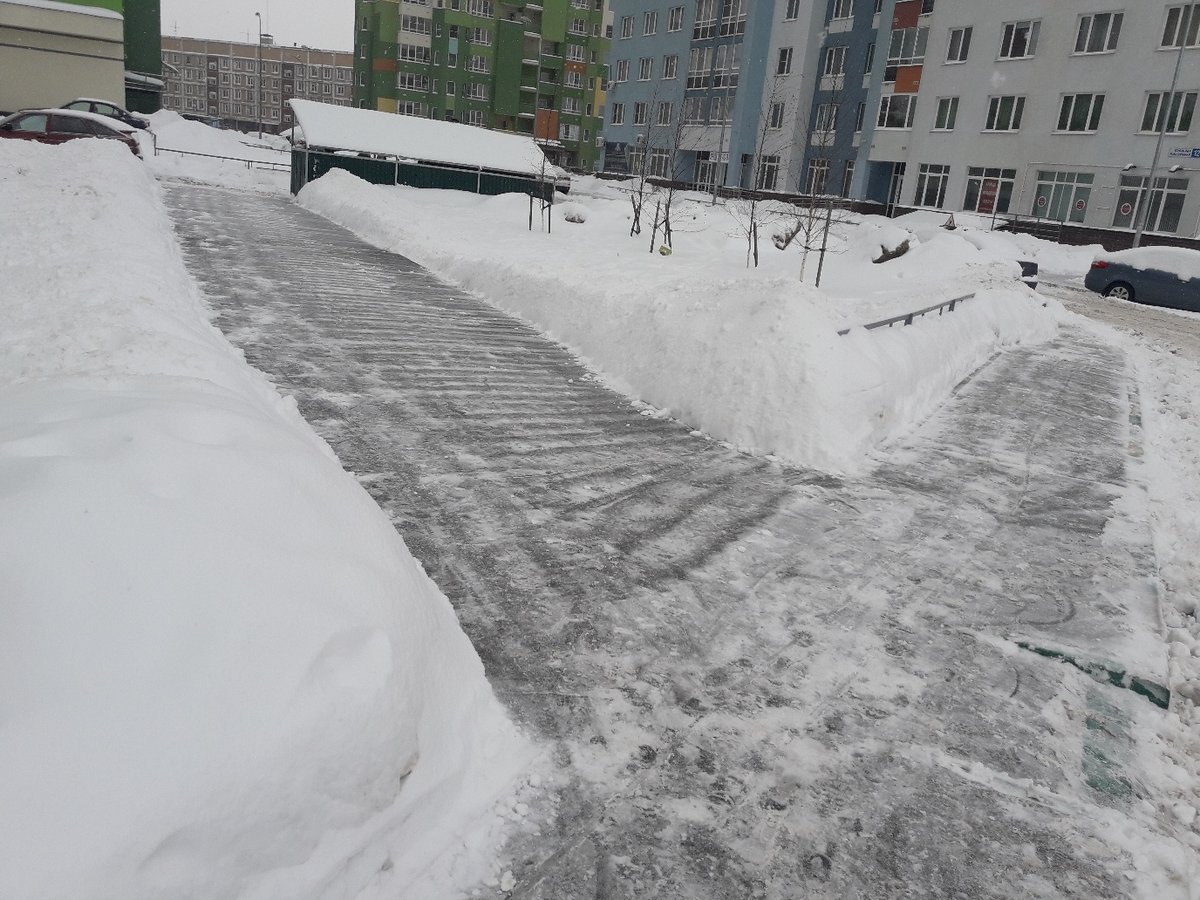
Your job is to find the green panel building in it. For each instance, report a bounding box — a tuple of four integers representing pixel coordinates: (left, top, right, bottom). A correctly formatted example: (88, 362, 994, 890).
(353, 0, 611, 171)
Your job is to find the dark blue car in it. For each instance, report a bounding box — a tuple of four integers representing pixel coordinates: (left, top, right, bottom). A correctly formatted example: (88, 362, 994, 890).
(1084, 247, 1200, 313)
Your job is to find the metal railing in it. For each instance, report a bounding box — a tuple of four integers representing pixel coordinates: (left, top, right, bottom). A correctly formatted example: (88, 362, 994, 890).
(153, 146, 291, 171)
(837, 293, 975, 336)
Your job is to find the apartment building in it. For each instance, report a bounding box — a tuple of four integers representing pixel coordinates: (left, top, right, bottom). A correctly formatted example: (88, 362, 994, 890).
(161, 36, 354, 133)
(354, 0, 611, 170)
(602, 0, 1200, 241)
(872, 1, 1199, 239)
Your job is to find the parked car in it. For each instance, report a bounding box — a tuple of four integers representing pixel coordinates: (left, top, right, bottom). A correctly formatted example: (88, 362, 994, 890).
(0, 109, 142, 157)
(1084, 247, 1200, 313)
(60, 98, 150, 130)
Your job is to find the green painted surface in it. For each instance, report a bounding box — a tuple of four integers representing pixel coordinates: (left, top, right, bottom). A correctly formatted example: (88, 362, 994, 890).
(493, 20, 523, 116)
(541, 0, 568, 43)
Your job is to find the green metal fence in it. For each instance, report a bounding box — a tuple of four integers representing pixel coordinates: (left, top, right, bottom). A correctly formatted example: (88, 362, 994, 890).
(290, 148, 553, 201)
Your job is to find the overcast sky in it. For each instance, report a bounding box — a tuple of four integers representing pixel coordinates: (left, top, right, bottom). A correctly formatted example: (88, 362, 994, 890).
(159, 0, 355, 51)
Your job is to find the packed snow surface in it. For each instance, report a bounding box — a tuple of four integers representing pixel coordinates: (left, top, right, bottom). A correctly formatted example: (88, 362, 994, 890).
(0, 139, 534, 899)
(299, 170, 1061, 473)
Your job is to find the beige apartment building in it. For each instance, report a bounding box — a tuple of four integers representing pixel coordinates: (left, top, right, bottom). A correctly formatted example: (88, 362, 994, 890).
(161, 36, 354, 133)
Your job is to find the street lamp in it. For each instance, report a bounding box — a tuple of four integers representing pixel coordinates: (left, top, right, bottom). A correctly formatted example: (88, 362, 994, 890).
(255, 11, 262, 139)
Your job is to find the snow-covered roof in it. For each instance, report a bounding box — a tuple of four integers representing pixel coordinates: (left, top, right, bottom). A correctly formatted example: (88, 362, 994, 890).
(288, 99, 548, 177)
(0, 0, 123, 20)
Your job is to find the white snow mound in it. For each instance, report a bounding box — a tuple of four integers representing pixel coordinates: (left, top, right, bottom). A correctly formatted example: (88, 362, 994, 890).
(0, 140, 533, 900)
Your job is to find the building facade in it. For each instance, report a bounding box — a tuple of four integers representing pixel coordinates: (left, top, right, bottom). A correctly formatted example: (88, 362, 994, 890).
(601, 0, 1200, 241)
(161, 37, 354, 132)
(353, 0, 611, 170)
(0, 0, 126, 115)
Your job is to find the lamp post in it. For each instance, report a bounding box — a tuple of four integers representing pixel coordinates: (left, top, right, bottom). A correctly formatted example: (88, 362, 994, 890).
(255, 11, 263, 139)
(1133, 3, 1191, 247)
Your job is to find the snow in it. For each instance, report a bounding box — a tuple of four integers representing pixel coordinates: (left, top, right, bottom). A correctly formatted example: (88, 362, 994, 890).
(0, 139, 535, 900)
(289, 98, 549, 176)
(1099, 246, 1200, 280)
(143, 110, 292, 194)
(297, 171, 1061, 474)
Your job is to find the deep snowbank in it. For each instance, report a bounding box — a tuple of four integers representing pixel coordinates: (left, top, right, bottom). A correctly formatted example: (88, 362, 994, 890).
(299, 170, 1060, 473)
(0, 140, 532, 899)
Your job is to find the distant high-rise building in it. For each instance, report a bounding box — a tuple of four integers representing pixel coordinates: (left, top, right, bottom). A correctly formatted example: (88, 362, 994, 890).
(354, 0, 612, 170)
(160, 37, 354, 132)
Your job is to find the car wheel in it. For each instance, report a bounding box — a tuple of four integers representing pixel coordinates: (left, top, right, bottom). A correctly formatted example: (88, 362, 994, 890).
(1104, 282, 1134, 302)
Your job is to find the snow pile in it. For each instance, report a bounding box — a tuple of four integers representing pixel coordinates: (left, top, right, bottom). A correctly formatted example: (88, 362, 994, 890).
(0, 140, 533, 899)
(144, 110, 291, 193)
(298, 170, 1059, 473)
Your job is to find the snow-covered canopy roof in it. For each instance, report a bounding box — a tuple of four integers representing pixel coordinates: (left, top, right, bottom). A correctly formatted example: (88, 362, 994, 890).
(288, 99, 548, 177)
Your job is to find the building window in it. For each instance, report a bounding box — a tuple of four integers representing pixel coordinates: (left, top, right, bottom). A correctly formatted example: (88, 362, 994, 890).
(401, 14, 432, 34)
(1033, 171, 1094, 222)
(824, 45, 847, 75)
(946, 26, 971, 62)
(769, 101, 784, 129)
(1056, 93, 1105, 132)
(399, 100, 424, 116)
(785, 0, 801, 20)
(913, 163, 950, 207)
(814, 102, 838, 135)
(756, 155, 780, 191)
(467, 55, 490, 73)
(639, 57, 653, 80)
(864, 41, 875, 73)
(878, 93, 916, 129)
(658, 101, 673, 125)
(664, 54, 679, 78)
(562, 96, 580, 113)
(683, 95, 706, 123)
(933, 96, 958, 130)
(984, 95, 1025, 131)
(720, 0, 747, 35)
(644, 11, 657, 34)
(841, 160, 855, 197)
(687, 46, 712, 87)
(621, 15, 634, 38)
(1075, 12, 1123, 53)
(999, 20, 1040, 59)
(1141, 91, 1197, 133)
(570, 18, 587, 34)
(963, 167, 1016, 214)
(668, 5, 685, 31)
(830, 0, 853, 21)
(648, 148, 671, 177)
(633, 101, 647, 125)
(713, 42, 740, 87)
(776, 46, 793, 75)
(1113, 175, 1189, 233)
(611, 102, 625, 124)
(710, 93, 732, 123)
(567, 43, 585, 61)
(805, 158, 829, 194)
(466, 0, 492, 16)
(1162, 4, 1200, 48)
(854, 101, 865, 132)
(446, 81, 456, 95)
(888, 26, 928, 70)
(694, 0, 717, 39)
(615, 59, 629, 82)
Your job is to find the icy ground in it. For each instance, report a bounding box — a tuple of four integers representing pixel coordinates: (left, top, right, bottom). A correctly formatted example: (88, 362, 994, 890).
(0, 118, 1196, 898)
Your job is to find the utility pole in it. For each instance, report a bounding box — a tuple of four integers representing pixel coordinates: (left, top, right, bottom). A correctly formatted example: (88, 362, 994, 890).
(1134, 3, 1191, 247)
(255, 11, 263, 139)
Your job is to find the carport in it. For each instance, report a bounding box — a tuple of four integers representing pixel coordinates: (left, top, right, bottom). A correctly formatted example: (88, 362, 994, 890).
(287, 99, 554, 200)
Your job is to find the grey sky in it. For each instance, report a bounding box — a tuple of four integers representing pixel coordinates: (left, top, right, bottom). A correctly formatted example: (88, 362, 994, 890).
(159, 0, 354, 52)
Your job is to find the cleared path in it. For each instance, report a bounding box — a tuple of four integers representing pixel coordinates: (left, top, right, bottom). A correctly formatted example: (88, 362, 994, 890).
(165, 184, 1181, 899)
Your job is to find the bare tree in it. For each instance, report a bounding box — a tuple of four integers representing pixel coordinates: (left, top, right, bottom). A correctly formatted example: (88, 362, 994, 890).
(726, 79, 792, 268)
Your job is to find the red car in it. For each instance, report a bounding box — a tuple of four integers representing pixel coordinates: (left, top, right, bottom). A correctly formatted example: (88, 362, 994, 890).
(0, 108, 141, 157)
